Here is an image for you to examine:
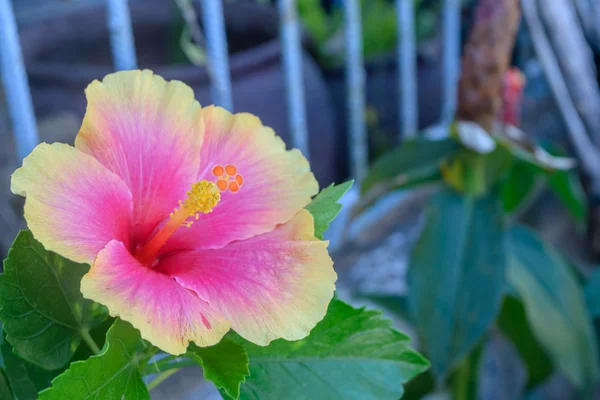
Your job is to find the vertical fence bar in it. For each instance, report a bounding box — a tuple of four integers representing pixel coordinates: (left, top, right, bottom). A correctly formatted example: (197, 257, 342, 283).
(107, 0, 138, 70)
(201, 0, 233, 111)
(0, 0, 39, 160)
(344, 0, 368, 182)
(440, 0, 460, 127)
(596, 0, 600, 49)
(397, 0, 418, 140)
(279, 0, 310, 158)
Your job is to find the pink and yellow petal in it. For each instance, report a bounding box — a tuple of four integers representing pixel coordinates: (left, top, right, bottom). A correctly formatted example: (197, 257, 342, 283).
(160, 210, 336, 345)
(75, 70, 204, 242)
(81, 240, 230, 354)
(164, 106, 319, 252)
(11, 143, 133, 265)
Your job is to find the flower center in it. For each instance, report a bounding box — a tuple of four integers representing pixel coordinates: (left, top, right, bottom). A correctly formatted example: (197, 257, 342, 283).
(134, 180, 221, 266)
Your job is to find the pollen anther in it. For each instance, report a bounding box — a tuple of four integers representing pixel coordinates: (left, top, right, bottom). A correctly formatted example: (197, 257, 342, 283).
(211, 163, 244, 193)
(179, 180, 221, 216)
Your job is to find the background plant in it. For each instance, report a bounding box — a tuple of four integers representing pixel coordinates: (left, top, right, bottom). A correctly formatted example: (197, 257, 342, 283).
(355, 0, 600, 397)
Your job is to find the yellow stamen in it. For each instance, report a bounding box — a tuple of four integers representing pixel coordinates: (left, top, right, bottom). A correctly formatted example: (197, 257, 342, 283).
(179, 180, 221, 219)
(135, 180, 220, 266)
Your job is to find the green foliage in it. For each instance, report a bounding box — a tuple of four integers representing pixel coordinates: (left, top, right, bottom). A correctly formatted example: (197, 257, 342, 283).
(306, 180, 353, 239)
(188, 339, 249, 399)
(1, 337, 53, 399)
(362, 137, 459, 194)
(358, 125, 596, 397)
(0, 231, 108, 370)
(39, 320, 150, 400)
(359, 0, 400, 58)
(585, 268, 600, 318)
(497, 296, 553, 388)
(500, 161, 537, 212)
(546, 169, 588, 229)
(449, 344, 482, 400)
(495, 133, 586, 224)
(0, 370, 13, 400)
(507, 226, 599, 389)
(230, 299, 429, 400)
(297, 0, 438, 64)
(297, 0, 331, 44)
(408, 188, 507, 380)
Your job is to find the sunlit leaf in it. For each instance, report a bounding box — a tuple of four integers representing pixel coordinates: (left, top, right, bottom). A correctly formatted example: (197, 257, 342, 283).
(188, 338, 249, 399)
(231, 299, 429, 400)
(38, 320, 150, 400)
(306, 180, 354, 239)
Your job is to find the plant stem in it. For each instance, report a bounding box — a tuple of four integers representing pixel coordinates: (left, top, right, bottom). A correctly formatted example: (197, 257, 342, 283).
(80, 329, 102, 355)
(147, 369, 178, 391)
(453, 355, 471, 400)
(143, 358, 199, 375)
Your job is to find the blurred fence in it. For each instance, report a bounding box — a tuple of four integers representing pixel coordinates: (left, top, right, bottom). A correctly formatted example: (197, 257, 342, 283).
(0, 0, 461, 186)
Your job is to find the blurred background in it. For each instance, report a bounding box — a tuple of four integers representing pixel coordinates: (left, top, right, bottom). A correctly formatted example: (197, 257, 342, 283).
(3, 0, 600, 399)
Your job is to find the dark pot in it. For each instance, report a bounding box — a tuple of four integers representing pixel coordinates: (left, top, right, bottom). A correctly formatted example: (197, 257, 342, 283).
(18, 1, 339, 186)
(323, 54, 443, 179)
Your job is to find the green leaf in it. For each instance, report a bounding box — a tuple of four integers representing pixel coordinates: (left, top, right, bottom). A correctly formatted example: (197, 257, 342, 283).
(497, 296, 553, 388)
(1, 338, 53, 400)
(38, 319, 150, 400)
(306, 181, 354, 239)
(501, 161, 537, 213)
(69, 317, 116, 363)
(362, 137, 459, 194)
(188, 338, 249, 399)
(500, 137, 586, 226)
(508, 226, 599, 389)
(546, 169, 587, 229)
(585, 268, 600, 317)
(0, 370, 14, 400)
(408, 188, 507, 380)
(232, 299, 429, 400)
(0, 231, 108, 370)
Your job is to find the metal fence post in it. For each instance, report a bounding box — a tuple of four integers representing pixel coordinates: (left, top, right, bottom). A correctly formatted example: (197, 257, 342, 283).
(201, 0, 233, 111)
(441, 0, 461, 128)
(397, 0, 418, 140)
(279, 0, 310, 158)
(344, 0, 368, 183)
(107, 0, 138, 70)
(0, 0, 39, 160)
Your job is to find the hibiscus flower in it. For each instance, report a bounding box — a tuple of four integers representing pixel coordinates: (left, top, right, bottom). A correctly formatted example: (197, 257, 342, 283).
(11, 70, 336, 355)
